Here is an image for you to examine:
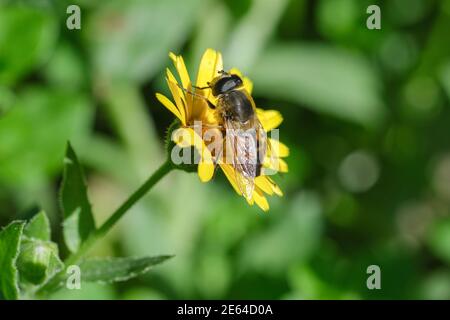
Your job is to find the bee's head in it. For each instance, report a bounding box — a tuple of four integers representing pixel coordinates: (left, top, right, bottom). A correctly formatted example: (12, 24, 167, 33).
(209, 72, 243, 96)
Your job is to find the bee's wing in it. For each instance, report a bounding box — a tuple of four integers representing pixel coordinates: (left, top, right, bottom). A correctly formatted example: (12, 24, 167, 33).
(241, 89, 268, 176)
(223, 116, 267, 200)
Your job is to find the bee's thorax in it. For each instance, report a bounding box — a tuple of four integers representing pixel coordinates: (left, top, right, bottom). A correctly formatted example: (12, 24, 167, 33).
(218, 90, 254, 123)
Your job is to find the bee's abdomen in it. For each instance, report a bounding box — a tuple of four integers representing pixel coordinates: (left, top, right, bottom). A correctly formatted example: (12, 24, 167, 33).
(222, 90, 254, 123)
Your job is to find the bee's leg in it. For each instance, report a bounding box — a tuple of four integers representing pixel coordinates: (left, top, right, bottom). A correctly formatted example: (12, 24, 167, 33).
(192, 83, 210, 90)
(174, 82, 216, 109)
(192, 83, 217, 109)
(175, 83, 211, 102)
(206, 99, 216, 109)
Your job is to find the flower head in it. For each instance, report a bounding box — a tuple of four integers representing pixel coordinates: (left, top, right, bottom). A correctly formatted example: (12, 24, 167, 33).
(156, 49, 288, 211)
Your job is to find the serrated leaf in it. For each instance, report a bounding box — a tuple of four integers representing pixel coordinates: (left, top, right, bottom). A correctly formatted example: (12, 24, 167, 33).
(60, 143, 96, 252)
(24, 211, 50, 241)
(0, 221, 25, 300)
(79, 256, 173, 284)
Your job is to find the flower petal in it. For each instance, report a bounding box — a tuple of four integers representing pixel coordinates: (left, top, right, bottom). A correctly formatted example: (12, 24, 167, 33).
(172, 127, 193, 148)
(255, 176, 283, 197)
(268, 138, 290, 158)
(253, 188, 269, 212)
(276, 158, 289, 172)
(169, 52, 192, 120)
(155, 93, 183, 123)
(264, 156, 289, 173)
(220, 163, 241, 195)
(166, 68, 186, 125)
(169, 52, 191, 90)
(228, 67, 242, 77)
(255, 176, 274, 195)
(266, 176, 283, 196)
(196, 48, 223, 101)
(256, 109, 283, 131)
(221, 164, 274, 208)
(243, 77, 253, 95)
(220, 163, 252, 202)
(172, 127, 214, 182)
(198, 158, 215, 182)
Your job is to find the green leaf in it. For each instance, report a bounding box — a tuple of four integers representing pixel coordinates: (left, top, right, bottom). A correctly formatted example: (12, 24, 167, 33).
(250, 44, 386, 126)
(0, 6, 57, 85)
(427, 218, 450, 264)
(0, 221, 25, 300)
(0, 87, 93, 190)
(24, 211, 50, 241)
(47, 252, 64, 280)
(60, 143, 96, 252)
(0, 86, 15, 116)
(440, 61, 450, 100)
(79, 256, 173, 283)
(44, 42, 86, 90)
(34, 255, 170, 295)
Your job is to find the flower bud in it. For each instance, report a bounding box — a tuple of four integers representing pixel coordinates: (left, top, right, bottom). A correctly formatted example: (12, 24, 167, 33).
(17, 238, 57, 285)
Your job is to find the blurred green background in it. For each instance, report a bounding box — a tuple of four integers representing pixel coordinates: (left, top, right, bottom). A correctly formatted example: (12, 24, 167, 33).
(1, 0, 450, 299)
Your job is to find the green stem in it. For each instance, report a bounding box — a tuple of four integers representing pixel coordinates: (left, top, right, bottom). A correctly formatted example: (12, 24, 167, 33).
(37, 160, 173, 296)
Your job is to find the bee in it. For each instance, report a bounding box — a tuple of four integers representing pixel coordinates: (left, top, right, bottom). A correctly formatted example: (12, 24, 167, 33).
(194, 70, 268, 200)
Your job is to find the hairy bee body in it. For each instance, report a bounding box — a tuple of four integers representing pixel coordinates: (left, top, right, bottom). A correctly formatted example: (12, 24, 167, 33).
(218, 89, 254, 124)
(208, 72, 267, 199)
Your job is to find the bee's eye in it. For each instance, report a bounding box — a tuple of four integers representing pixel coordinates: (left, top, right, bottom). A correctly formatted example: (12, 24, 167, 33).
(212, 75, 243, 96)
(232, 75, 243, 86)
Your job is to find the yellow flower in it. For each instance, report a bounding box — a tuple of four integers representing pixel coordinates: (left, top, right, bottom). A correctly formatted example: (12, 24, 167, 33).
(156, 49, 288, 211)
